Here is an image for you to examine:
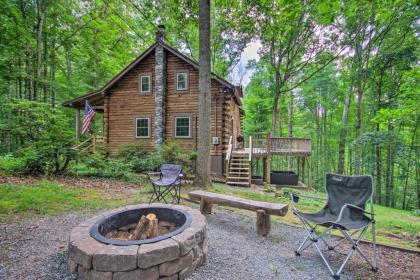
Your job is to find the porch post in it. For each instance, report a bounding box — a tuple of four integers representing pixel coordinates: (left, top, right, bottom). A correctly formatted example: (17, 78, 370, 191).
(266, 156, 271, 184)
(75, 108, 81, 139)
(297, 157, 301, 180)
(308, 156, 312, 191)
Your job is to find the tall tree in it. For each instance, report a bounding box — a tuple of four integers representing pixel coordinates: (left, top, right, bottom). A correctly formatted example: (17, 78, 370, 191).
(195, 0, 212, 187)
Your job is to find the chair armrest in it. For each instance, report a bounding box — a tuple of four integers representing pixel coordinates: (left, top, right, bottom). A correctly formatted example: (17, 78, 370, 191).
(147, 172, 161, 181)
(289, 192, 326, 212)
(335, 204, 374, 223)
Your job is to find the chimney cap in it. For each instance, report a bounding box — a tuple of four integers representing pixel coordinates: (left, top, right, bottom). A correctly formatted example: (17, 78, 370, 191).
(156, 24, 166, 42)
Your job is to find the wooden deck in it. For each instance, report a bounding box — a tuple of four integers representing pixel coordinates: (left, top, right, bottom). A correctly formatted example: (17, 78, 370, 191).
(226, 133, 312, 189)
(240, 133, 312, 157)
(235, 147, 311, 156)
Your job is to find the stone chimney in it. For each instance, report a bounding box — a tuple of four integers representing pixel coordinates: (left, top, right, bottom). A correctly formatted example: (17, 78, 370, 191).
(154, 25, 167, 147)
(156, 24, 166, 42)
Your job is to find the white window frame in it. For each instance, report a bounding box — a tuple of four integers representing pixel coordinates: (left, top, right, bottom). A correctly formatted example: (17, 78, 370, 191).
(176, 72, 188, 91)
(135, 117, 150, 138)
(174, 116, 191, 138)
(139, 75, 151, 94)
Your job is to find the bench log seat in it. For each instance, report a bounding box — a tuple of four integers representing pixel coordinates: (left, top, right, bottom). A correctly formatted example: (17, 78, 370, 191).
(188, 190, 289, 237)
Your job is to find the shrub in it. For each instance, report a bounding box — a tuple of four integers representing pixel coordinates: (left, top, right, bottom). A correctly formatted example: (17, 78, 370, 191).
(112, 141, 196, 175)
(159, 142, 196, 174)
(116, 142, 148, 159)
(0, 99, 77, 175)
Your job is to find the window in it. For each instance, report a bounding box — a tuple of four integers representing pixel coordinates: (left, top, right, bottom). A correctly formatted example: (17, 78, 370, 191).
(139, 75, 151, 93)
(176, 72, 188, 91)
(136, 117, 150, 138)
(175, 117, 191, 138)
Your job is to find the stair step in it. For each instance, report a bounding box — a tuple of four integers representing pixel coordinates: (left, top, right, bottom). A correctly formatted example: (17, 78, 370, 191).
(226, 181, 250, 186)
(229, 172, 250, 175)
(228, 176, 249, 180)
(229, 167, 249, 170)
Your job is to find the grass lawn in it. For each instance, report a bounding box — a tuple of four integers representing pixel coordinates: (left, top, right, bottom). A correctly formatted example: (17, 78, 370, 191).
(0, 178, 418, 252)
(209, 184, 420, 252)
(0, 179, 150, 222)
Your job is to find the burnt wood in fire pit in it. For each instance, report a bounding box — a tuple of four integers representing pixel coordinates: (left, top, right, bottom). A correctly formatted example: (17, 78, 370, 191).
(89, 205, 191, 246)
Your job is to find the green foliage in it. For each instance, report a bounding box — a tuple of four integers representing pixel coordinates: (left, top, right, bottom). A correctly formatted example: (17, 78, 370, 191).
(0, 99, 77, 175)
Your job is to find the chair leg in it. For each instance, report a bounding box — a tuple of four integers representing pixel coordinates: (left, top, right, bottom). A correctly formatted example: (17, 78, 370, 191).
(149, 184, 158, 204)
(294, 221, 375, 279)
(371, 221, 378, 271)
(334, 226, 369, 278)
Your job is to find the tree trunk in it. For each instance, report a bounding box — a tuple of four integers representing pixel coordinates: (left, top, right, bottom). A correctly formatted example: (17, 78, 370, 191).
(21, 3, 33, 100)
(287, 91, 293, 169)
(270, 73, 281, 137)
(354, 86, 363, 174)
(195, 0, 212, 188)
(337, 89, 352, 174)
(403, 120, 417, 209)
(385, 122, 394, 207)
(375, 140, 382, 204)
(50, 37, 56, 107)
(34, 0, 47, 101)
(43, 29, 48, 103)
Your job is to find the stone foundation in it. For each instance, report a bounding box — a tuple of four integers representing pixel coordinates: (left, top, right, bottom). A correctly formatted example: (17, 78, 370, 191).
(68, 204, 207, 280)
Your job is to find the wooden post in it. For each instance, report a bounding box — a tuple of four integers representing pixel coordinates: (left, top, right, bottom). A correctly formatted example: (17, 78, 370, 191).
(75, 108, 81, 139)
(308, 156, 312, 191)
(297, 157, 301, 180)
(249, 160, 252, 187)
(200, 198, 212, 214)
(266, 135, 272, 183)
(266, 156, 271, 184)
(301, 157, 305, 186)
(256, 209, 271, 237)
(92, 134, 96, 153)
(103, 96, 108, 144)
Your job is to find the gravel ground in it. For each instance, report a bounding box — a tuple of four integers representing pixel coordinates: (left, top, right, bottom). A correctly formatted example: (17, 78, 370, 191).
(0, 206, 418, 280)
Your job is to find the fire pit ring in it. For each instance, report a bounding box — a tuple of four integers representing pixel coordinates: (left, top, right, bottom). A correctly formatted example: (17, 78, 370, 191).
(90, 205, 192, 245)
(68, 204, 207, 280)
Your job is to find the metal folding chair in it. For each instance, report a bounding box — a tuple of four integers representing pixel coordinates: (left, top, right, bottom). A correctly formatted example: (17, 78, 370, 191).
(291, 173, 378, 279)
(148, 164, 183, 204)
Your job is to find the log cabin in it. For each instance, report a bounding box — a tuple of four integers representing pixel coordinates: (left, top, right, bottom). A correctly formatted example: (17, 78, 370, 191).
(63, 25, 244, 176)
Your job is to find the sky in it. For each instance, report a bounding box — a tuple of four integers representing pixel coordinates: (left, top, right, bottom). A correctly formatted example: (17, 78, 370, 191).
(230, 40, 261, 87)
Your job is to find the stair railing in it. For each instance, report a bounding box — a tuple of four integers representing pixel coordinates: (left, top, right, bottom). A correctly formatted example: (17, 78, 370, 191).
(248, 135, 252, 186)
(225, 136, 233, 179)
(73, 134, 99, 153)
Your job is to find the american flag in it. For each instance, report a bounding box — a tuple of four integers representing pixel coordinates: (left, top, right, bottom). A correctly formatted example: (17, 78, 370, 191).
(82, 101, 96, 134)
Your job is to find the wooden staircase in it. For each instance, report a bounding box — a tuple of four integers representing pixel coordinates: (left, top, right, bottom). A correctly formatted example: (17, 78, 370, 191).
(226, 152, 251, 186)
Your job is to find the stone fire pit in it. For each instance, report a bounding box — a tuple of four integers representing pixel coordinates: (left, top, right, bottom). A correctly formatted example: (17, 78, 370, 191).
(68, 204, 207, 280)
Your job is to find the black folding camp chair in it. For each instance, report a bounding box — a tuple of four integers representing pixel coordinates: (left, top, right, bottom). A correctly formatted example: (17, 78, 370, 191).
(291, 173, 377, 279)
(148, 164, 183, 204)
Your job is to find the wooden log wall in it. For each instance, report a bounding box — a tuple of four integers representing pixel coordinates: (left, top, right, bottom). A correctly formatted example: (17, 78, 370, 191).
(104, 49, 240, 156)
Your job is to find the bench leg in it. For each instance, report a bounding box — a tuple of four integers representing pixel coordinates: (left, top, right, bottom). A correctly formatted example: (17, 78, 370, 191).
(256, 210, 271, 237)
(200, 198, 212, 215)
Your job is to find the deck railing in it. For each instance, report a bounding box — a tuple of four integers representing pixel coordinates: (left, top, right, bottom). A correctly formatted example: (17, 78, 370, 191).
(269, 137, 311, 155)
(250, 132, 269, 156)
(248, 133, 311, 156)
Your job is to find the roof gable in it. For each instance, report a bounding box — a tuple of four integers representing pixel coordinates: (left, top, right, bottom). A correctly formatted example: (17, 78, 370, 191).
(63, 41, 240, 107)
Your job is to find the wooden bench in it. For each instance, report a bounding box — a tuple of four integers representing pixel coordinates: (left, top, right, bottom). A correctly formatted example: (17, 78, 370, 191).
(188, 190, 289, 237)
